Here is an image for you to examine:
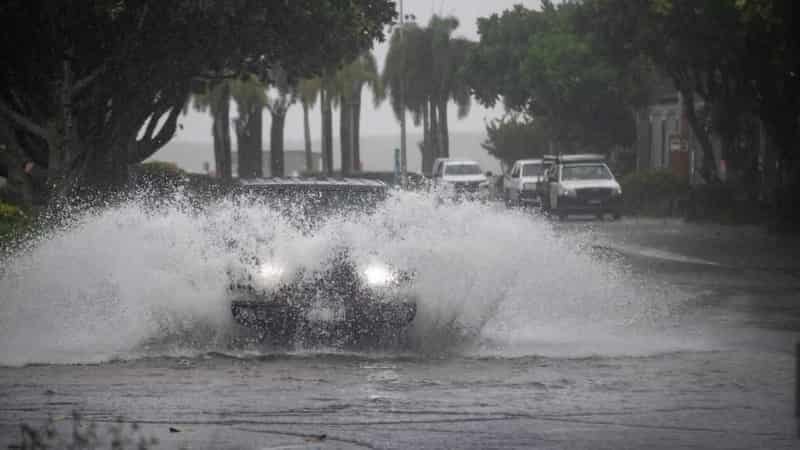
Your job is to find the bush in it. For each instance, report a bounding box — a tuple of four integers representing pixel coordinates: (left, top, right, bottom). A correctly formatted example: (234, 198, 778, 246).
(0, 201, 29, 241)
(138, 160, 186, 177)
(620, 169, 688, 216)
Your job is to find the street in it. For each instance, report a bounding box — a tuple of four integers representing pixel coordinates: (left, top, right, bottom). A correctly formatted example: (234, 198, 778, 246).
(1, 211, 799, 449)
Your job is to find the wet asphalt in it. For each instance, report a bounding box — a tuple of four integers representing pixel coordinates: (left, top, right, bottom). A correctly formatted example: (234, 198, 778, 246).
(1, 216, 799, 449)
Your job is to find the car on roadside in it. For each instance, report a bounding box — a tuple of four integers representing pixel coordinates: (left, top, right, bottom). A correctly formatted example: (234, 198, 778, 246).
(503, 159, 549, 208)
(228, 178, 417, 347)
(542, 154, 622, 220)
(431, 159, 487, 201)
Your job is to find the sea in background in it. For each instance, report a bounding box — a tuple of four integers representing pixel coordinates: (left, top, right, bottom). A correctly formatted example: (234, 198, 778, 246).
(149, 132, 503, 175)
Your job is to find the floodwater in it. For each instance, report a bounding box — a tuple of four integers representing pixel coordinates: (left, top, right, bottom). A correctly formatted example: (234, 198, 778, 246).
(0, 194, 798, 449)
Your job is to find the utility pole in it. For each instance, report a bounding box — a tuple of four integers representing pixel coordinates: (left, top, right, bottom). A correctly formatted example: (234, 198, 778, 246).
(399, 0, 408, 187)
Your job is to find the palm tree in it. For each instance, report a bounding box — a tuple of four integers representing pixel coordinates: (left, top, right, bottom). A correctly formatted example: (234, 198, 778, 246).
(334, 52, 382, 174)
(297, 78, 321, 172)
(231, 76, 267, 179)
(264, 67, 296, 178)
(382, 16, 473, 175)
(192, 81, 233, 179)
(320, 70, 335, 175)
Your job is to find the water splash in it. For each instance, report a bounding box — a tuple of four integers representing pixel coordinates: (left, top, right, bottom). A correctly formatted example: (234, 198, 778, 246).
(0, 191, 692, 366)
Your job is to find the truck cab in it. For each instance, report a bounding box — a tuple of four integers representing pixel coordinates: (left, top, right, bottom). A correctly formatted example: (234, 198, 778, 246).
(503, 159, 549, 207)
(542, 154, 622, 220)
(431, 159, 486, 199)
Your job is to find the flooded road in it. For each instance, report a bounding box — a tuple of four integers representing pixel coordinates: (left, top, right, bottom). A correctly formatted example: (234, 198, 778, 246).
(1, 198, 798, 449)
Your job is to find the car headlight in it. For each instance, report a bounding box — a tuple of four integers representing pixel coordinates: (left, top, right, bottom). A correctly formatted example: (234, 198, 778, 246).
(255, 262, 286, 287)
(523, 182, 539, 191)
(612, 187, 622, 196)
(362, 264, 397, 288)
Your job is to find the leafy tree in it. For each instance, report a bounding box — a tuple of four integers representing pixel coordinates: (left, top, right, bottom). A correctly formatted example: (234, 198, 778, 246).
(0, 0, 395, 204)
(482, 115, 551, 171)
(231, 77, 267, 179)
(193, 81, 233, 180)
(297, 78, 321, 172)
(334, 52, 382, 175)
(467, 2, 641, 157)
(382, 16, 474, 174)
(265, 67, 296, 178)
(581, 0, 798, 184)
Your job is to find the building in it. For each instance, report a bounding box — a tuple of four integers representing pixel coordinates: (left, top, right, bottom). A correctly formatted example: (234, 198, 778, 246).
(231, 150, 321, 177)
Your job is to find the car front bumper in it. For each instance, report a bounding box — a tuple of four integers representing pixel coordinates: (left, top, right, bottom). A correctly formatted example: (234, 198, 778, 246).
(230, 287, 417, 345)
(555, 195, 622, 214)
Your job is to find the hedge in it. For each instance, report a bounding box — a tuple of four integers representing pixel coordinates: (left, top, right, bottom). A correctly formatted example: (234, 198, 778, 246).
(620, 169, 689, 216)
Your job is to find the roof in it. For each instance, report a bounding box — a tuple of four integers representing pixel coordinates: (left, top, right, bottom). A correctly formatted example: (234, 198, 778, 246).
(555, 154, 606, 164)
(239, 177, 387, 189)
(443, 159, 480, 165)
(515, 159, 544, 164)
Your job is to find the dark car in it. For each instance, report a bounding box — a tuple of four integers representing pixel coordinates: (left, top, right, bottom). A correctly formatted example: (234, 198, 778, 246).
(228, 177, 417, 347)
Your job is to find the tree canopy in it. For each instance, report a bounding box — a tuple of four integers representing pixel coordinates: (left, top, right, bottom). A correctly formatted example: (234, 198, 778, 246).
(0, 0, 395, 202)
(466, 1, 644, 155)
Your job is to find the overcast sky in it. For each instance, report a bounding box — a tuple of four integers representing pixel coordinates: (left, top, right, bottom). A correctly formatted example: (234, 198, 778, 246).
(172, 0, 542, 145)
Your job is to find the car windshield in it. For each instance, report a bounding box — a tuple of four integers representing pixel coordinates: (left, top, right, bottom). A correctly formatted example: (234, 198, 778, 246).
(561, 164, 613, 181)
(242, 185, 386, 229)
(522, 164, 544, 177)
(445, 164, 482, 175)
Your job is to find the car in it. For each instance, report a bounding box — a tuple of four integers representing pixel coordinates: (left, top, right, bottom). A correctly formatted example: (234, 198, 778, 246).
(228, 177, 418, 347)
(542, 154, 623, 220)
(503, 159, 549, 207)
(431, 159, 487, 200)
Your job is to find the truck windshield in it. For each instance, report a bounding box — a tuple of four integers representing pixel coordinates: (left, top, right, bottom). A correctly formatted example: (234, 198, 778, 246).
(445, 164, 482, 175)
(522, 164, 544, 177)
(561, 164, 613, 181)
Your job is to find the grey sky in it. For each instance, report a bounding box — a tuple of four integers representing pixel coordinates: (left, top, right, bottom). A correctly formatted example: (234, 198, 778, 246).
(172, 0, 542, 145)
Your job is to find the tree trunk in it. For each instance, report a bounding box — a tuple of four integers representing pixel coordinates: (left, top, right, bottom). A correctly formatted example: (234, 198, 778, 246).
(212, 84, 232, 180)
(340, 97, 352, 176)
(236, 103, 263, 179)
(429, 100, 440, 159)
(302, 102, 313, 172)
(352, 90, 362, 172)
(421, 102, 434, 175)
(321, 88, 334, 175)
(270, 109, 286, 177)
(438, 100, 449, 158)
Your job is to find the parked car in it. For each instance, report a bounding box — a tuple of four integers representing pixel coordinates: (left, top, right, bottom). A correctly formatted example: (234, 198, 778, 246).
(503, 159, 549, 207)
(542, 154, 623, 220)
(228, 178, 418, 347)
(431, 159, 487, 200)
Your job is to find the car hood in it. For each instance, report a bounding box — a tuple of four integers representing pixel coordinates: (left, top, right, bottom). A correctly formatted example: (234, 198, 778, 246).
(442, 175, 487, 183)
(520, 176, 544, 183)
(560, 179, 620, 190)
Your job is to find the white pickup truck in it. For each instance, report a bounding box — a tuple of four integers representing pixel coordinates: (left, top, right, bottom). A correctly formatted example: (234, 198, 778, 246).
(503, 159, 548, 207)
(541, 154, 623, 220)
(431, 159, 487, 200)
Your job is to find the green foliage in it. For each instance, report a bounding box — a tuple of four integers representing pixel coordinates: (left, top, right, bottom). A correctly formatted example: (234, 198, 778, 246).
(582, 0, 799, 181)
(620, 170, 688, 216)
(138, 161, 186, 177)
(0, 0, 396, 196)
(0, 201, 29, 241)
(467, 2, 640, 153)
(482, 115, 550, 169)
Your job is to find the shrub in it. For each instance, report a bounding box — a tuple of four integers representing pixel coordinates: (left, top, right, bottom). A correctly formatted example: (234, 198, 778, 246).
(0, 201, 29, 240)
(138, 160, 186, 177)
(620, 169, 688, 216)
